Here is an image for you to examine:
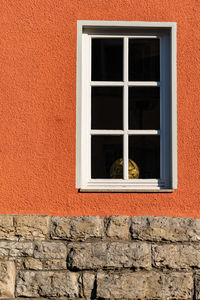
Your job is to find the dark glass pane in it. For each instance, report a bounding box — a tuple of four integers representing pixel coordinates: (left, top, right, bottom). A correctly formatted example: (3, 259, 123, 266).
(129, 135, 160, 178)
(129, 87, 160, 129)
(129, 39, 160, 81)
(92, 38, 123, 81)
(92, 87, 123, 130)
(91, 136, 123, 179)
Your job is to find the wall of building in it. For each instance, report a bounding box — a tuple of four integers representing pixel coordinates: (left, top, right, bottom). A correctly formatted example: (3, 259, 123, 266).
(1, 214, 200, 299)
(0, 0, 200, 217)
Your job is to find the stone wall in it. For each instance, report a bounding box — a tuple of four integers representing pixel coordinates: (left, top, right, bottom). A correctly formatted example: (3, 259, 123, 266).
(1, 215, 200, 299)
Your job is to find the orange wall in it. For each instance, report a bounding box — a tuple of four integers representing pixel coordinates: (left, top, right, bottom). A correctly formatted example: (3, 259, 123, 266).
(0, 0, 200, 217)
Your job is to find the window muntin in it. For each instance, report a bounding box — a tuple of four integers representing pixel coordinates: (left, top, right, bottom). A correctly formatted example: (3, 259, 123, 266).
(76, 21, 177, 191)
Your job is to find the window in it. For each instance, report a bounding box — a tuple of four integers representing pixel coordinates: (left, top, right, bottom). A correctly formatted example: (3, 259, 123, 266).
(76, 21, 177, 192)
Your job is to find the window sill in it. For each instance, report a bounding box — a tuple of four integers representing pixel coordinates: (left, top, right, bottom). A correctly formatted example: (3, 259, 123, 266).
(79, 188, 173, 193)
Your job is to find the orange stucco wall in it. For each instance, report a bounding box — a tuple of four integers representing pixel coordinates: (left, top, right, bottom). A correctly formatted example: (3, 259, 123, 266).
(0, 0, 200, 217)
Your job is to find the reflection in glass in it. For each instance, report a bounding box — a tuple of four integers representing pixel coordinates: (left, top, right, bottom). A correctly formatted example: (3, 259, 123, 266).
(129, 135, 160, 178)
(129, 39, 160, 81)
(129, 87, 160, 129)
(92, 38, 123, 81)
(91, 136, 123, 179)
(92, 87, 123, 130)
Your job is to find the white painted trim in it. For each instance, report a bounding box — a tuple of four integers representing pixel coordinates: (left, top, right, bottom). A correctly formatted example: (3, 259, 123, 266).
(81, 33, 90, 188)
(80, 188, 173, 192)
(123, 37, 129, 180)
(87, 36, 92, 183)
(88, 179, 164, 185)
(78, 20, 177, 28)
(91, 81, 124, 86)
(127, 130, 160, 135)
(90, 35, 160, 38)
(128, 81, 160, 86)
(76, 22, 82, 188)
(91, 130, 124, 135)
(90, 130, 160, 135)
(76, 20, 177, 191)
(91, 81, 160, 86)
(171, 24, 177, 189)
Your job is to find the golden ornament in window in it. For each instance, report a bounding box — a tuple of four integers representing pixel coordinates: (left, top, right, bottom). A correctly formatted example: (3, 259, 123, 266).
(110, 158, 139, 179)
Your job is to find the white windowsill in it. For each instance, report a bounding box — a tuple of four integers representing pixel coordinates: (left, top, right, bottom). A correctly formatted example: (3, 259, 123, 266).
(79, 188, 173, 193)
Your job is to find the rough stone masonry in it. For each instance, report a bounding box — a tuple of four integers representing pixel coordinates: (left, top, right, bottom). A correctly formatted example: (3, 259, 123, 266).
(1, 214, 200, 299)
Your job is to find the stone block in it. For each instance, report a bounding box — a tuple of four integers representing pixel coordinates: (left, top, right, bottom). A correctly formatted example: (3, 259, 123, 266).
(68, 241, 151, 270)
(106, 215, 130, 239)
(16, 299, 82, 300)
(15, 258, 43, 270)
(82, 273, 96, 298)
(16, 298, 46, 300)
(16, 271, 79, 297)
(152, 244, 200, 269)
(131, 216, 200, 241)
(97, 271, 193, 299)
(14, 215, 50, 240)
(195, 275, 200, 299)
(16, 298, 47, 300)
(0, 241, 33, 257)
(34, 241, 66, 259)
(42, 258, 66, 270)
(51, 216, 104, 241)
(16, 257, 66, 270)
(0, 215, 16, 240)
(0, 261, 15, 299)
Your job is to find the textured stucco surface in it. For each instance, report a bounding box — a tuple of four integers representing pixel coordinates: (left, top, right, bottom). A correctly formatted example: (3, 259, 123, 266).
(0, 0, 199, 217)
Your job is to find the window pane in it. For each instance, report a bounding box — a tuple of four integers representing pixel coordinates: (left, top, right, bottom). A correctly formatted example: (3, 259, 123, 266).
(129, 87, 160, 129)
(91, 136, 123, 179)
(92, 38, 123, 81)
(92, 87, 123, 130)
(129, 39, 160, 81)
(129, 135, 160, 178)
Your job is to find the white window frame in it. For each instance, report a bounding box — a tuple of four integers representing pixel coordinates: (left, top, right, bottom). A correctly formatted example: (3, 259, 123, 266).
(76, 21, 177, 192)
